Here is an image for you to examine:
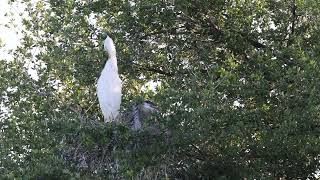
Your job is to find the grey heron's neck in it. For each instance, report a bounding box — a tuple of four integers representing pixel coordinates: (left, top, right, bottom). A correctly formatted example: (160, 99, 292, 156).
(132, 104, 142, 131)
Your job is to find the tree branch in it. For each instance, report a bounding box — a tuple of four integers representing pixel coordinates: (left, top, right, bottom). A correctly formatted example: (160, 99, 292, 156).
(291, 0, 297, 35)
(207, 15, 267, 49)
(139, 25, 186, 40)
(177, 12, 266, 49)
(132, 62, 174, 76)
(287, 0, 297, 46)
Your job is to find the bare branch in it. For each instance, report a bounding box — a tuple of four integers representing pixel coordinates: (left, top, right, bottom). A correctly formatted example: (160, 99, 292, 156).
(132, 62, 174, 76)
(287, 0, 297, 46)
(291, 0, 297, 36)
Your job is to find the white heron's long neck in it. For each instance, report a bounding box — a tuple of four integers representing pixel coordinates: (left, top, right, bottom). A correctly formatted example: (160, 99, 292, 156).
(105, 45, 118, 70)
(108, 50, 116, 60)
(104, 36, 118, 69)
(106, 56, 118, 72)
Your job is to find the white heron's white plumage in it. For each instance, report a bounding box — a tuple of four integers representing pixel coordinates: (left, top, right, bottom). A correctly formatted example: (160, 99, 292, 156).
(97, 36, 122, 122)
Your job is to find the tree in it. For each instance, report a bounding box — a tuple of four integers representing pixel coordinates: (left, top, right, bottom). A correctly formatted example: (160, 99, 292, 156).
(1, 0, 320, 179)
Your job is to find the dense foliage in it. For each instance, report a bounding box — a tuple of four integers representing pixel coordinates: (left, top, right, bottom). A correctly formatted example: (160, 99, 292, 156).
(1, 0, 320, 179)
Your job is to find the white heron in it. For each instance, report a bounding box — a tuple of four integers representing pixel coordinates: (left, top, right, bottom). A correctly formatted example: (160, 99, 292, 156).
(97, 35, 122, 122)
(97, 35, 160, 131)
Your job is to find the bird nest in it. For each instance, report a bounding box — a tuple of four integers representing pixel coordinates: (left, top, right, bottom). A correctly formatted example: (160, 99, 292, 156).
(58, 118, 170, 178)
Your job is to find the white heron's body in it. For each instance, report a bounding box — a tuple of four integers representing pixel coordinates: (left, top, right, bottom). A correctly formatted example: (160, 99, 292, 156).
(97, 36, 122, 122)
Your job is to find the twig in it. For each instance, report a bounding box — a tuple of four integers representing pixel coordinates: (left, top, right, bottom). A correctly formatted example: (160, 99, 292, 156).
(84, 97, 97, 115)
(287, 0, 297, 47)
(132, 62, 174, 76)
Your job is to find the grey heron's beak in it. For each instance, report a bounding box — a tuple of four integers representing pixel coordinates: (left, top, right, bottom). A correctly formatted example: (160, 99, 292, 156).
(151, 105, 160, 113)
(143, 100, 160, 113)
(153, 106, 160, 112)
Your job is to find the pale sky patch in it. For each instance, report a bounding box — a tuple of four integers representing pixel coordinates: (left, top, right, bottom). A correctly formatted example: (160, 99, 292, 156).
(0, 0, 26, 61)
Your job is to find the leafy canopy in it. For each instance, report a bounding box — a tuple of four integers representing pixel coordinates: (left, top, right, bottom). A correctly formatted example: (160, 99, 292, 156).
(1, 0, 320, 179)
